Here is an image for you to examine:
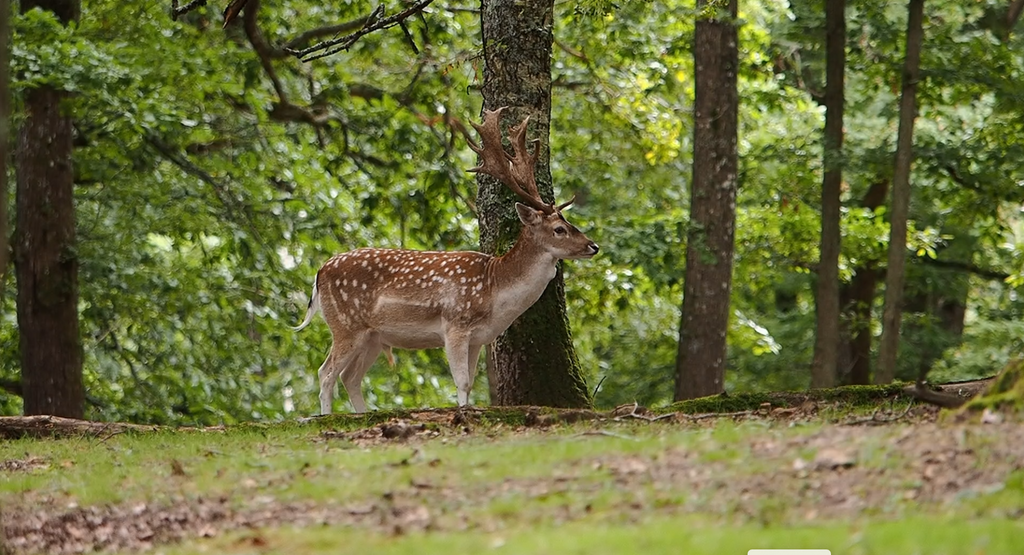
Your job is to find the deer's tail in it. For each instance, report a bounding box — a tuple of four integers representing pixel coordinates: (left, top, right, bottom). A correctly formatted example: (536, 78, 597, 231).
(292, 276, 321, 332)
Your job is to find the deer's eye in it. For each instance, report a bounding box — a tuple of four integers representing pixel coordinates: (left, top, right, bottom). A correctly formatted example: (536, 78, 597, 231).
(554, 226, 567, 236)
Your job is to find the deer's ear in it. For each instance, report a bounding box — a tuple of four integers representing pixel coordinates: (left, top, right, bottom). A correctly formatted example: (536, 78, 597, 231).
(515, 202, 543, 225)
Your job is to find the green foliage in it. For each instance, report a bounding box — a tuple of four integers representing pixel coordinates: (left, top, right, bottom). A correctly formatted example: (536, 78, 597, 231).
(4, 0, 1024, 423)
(931, 319, 1024, 383)
(2, 0, 483, 423)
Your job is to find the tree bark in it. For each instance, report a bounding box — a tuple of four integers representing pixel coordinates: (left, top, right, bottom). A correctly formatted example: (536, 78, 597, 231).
(837, 180, 888, 385)
(0, 0, 10, 295)
(811, 0, 846, 389)
(477, 0, 589, 408)
(15, 0, 85, 418)
(876, 0, 925, 384)
(675, 0, 739, 401)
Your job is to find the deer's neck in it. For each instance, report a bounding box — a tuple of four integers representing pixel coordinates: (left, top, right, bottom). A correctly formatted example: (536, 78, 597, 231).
(484, 229, 558, 319)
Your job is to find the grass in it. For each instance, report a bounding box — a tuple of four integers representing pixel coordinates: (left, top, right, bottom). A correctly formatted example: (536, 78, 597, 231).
(162, 516, 1024, 555)
(3, 407, 1024, 555)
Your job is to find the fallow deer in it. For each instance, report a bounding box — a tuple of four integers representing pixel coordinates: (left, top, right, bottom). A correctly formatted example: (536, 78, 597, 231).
(293, 107, 599, 414)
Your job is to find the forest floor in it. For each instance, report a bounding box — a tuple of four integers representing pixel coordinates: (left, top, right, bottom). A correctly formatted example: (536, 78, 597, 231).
(1, 381, 1022, 555)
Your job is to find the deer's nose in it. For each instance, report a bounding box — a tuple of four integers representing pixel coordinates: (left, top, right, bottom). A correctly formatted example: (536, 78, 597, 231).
(588, 242, 599, 255)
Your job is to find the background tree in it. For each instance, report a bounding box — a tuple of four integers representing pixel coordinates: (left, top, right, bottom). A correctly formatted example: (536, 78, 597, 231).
(476, 0, 590, 407)
(876, 0, 925, 384)
(674, 0, 739, 401)
(0, 0, 9, 299)
(15, 0, 84, 418)
(810, 0, 846, 389)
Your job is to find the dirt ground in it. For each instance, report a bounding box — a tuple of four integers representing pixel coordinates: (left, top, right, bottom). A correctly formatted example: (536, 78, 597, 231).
(3, 397, 1022, 554)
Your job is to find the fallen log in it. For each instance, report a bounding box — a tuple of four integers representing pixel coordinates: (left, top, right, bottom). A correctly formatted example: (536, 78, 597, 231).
(0, 415, 162, 439)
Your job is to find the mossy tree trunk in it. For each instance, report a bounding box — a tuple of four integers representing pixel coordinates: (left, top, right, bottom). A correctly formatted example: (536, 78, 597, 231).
(674, 0, 739, 401)
(476, 0, 589, 408)
(15, 0, 85, 418)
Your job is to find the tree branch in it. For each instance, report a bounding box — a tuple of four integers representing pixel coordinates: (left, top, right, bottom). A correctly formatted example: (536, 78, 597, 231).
(170, 0, 208, 19)
(1007, 0, 1024, 33)
(241, 0, 287, 103)
(288, 0, 436, 62)
(142, 132, 265, 247)
(0, 378, 21, 397)
(281, 18, 367, 55)
(222, 0, 249, 27)
(238, 0, 344, 127)
(918, 257, 1010, 281)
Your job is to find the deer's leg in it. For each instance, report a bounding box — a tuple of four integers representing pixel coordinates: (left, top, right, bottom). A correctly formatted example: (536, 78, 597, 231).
(317, 350, 339, 415)
(444, 332, 473, 406)
(340, 336, 381, 413)
(319, 336, 365, 415)
(467, 343, 484, 402)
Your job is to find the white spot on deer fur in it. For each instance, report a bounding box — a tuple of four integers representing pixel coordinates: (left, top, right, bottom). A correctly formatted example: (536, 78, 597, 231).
(335, 279, 341, 286)
(341, 291, 348, 301)
(362, 283, 367, 290)
(342, 279, 348, 286)
(460, 277, 466, 283)
(351, 279, 358, 287)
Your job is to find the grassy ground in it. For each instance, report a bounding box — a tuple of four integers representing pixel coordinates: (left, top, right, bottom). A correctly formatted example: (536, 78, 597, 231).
(2, 399, 1022, 554)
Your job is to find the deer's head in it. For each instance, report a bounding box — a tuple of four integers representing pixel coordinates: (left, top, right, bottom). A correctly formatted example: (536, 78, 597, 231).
(514, 203, 598, 260)
(468, 107, 599, 261)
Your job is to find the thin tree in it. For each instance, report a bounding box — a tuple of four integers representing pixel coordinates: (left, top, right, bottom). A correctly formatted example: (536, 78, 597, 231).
(876, 0, 925, 384)
(811, 0, 846, 388)
(476, 0, 590, 407)
(675, 0, 739, 401)
(0, 0, 9, 296)
(16, 0, 85, 417)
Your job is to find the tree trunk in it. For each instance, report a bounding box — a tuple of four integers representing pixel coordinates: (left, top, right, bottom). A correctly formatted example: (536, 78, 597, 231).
(15, 0, 84, 418)
(838, 180, 888, 385)
(876, 0, 925, 384)
(477, 0, 589, 408)
(903, 268, 969, 382)
(0, 0, 10, 296)
(843, 266, 881, 384)
(674, 0, 739, 401)
(811, 0, 846, 389)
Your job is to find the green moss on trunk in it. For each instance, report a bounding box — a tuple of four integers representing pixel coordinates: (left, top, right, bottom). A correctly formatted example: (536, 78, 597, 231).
(959, 358, 1024, 418)
(476, 0, 589, 408)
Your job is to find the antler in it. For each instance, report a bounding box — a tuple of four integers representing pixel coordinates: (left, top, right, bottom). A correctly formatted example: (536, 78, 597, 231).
(467, 107, 557, 215)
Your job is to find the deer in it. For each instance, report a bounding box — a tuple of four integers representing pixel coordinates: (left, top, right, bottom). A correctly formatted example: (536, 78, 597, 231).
(293, 107, 599, 414)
